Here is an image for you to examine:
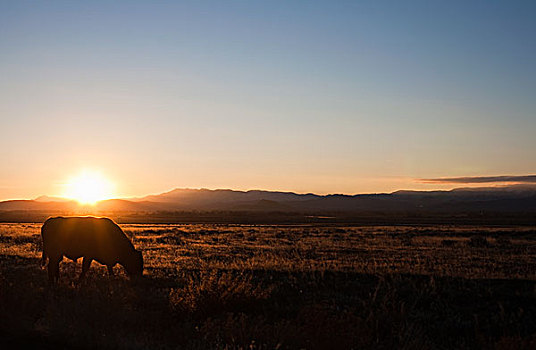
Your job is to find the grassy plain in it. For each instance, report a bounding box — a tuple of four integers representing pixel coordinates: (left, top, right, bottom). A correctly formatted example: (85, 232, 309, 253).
(0, 222, 535, 349)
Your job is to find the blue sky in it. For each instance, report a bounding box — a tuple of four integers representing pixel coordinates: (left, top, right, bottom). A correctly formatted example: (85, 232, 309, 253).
(1, 1, 535, 199)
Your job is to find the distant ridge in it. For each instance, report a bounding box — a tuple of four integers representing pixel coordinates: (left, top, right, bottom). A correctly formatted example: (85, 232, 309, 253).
(132, 188, 320, 203)
(1, 185, 536, 213)
(34, 195, 72, 202)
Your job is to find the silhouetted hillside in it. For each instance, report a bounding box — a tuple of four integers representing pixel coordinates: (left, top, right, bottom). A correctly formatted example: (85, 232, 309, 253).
(1, 185, 536, 215)
(132, 188, 319, 207)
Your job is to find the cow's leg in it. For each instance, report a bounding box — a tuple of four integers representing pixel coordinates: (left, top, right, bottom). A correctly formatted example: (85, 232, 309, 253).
(48, 256, 61, 284)
(47, 263, 55, 284)
(54, 260, 60, 283)
(79, 257, 92, 282)
(107, 265, 114, 277)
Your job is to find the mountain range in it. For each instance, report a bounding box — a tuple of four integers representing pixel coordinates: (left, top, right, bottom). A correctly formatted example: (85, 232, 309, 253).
(1, 185, 536, 214)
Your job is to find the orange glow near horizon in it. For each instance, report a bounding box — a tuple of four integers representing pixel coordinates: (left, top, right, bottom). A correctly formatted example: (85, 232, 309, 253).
(62, 170, 115, 205)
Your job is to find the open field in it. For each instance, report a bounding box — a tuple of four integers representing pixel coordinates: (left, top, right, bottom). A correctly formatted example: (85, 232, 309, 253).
(1, 222, 536, 349)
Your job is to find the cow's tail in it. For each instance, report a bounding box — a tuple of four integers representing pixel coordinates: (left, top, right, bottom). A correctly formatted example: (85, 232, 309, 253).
(40, 222, 48, 269)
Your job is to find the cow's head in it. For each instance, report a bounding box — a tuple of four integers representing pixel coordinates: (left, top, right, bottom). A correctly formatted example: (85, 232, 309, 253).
(124, 250, 143, 279)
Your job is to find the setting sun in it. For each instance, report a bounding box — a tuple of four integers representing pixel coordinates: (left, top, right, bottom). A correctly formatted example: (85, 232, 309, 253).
(62, 170, 115, 205)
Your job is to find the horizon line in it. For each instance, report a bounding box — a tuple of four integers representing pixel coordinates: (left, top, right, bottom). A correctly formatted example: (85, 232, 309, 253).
(2, 182, 535, 203)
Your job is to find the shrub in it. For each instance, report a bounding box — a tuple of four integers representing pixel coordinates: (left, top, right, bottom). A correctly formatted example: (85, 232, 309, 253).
(468, 236, 489, 248)
(495, 236, 512, 247)
(441, 239, 457, 247)
(168, 271, 273, 318)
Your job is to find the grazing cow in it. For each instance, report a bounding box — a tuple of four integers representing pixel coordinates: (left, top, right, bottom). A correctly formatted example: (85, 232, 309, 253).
(41, 216, 143, 283)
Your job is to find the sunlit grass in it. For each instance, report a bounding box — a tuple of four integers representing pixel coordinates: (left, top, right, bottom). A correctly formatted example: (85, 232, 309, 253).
(1, 223, 535, 348)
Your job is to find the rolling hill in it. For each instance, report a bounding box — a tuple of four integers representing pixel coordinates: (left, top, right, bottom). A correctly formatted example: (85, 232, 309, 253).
(1, 185, 536, 214)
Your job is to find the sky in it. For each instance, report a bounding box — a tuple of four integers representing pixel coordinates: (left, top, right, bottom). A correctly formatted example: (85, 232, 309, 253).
(1, 1, 535, 200)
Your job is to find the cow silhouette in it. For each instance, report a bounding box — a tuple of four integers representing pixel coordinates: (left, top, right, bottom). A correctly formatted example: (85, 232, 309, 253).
(41, 216, 143, 283)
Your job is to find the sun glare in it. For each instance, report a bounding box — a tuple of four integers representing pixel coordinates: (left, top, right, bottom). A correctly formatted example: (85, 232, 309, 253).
(63, 170, 115, 205)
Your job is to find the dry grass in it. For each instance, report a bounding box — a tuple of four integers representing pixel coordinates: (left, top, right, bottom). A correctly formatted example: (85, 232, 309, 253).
(1, 223, 535, 349)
